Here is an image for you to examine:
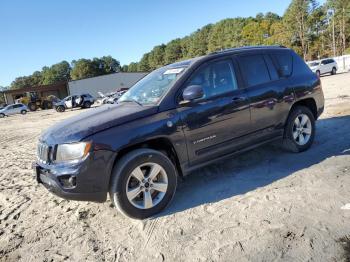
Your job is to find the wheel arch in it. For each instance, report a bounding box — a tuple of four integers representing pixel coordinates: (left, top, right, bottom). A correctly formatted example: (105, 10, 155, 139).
(289, 98, 318, 120)
(110, 137, 183, 184)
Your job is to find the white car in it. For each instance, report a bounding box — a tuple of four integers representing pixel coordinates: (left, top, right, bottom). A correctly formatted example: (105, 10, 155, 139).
(0, 103, 28, 118)
(308, 58, 338, 77)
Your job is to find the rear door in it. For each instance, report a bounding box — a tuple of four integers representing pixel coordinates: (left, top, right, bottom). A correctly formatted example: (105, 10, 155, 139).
(236, 51, 295, 138)
(179, 58, 251, 165)
(320, 60, 329, 74)
(13, 104, 22, 114)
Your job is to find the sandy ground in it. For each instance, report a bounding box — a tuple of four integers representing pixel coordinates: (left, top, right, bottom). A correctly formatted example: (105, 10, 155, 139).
(0, 73, 350, 262)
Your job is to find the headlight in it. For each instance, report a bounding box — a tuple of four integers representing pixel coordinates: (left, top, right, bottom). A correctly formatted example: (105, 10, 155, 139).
(55, 142, 91, 163)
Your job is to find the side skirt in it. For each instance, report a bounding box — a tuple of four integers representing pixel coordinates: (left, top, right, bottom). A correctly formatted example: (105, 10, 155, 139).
(181, 136, 283, 176)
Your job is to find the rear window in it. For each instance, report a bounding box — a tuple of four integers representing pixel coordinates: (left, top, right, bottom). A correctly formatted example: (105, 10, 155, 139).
(272, 53, 293, 77)
(292, 52, 313, 76)
(239, 55, 271, 87)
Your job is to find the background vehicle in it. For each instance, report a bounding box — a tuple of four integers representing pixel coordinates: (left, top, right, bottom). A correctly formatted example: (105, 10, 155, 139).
(35, 46, 324, 219)
(17, 92, 56, 111)
(97, 90, 127, 105)
(0, 103, 28, 118)
(308, 58, 338, 77)
(55, 94, 95, 112)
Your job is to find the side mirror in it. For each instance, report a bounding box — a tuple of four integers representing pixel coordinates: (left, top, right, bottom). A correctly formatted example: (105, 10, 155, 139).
(181, 85, 204, 104)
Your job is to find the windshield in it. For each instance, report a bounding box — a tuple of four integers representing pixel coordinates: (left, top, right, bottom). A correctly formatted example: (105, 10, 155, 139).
(119, 66, 186, 105)
(308, 62, 319, 67)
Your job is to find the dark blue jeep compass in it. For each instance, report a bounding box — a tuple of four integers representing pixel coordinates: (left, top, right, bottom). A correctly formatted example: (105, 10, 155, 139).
(35, 46, 324, 219)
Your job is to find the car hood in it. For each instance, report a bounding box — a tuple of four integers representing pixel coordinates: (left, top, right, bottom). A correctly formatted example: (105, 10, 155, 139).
(40, 103, 158, 145)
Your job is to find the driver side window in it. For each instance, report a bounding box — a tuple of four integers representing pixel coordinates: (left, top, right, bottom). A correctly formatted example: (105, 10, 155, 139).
(187, 60, 238, 100)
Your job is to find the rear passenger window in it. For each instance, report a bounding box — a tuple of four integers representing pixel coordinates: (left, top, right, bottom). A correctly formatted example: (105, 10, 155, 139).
(239, 55, 271, 87)
(272, 53, 293, 77)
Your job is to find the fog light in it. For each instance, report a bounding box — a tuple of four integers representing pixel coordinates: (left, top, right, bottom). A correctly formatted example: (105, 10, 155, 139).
(58, 175, 77, 188)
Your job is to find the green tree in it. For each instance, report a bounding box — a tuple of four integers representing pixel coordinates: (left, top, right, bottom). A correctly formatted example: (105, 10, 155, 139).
(138, 53, 151, 72)
(41, 61, 71, 84)
(148, 44, 166, 70)
(188, 24, 213, 57)
(127, 62, 139, 72)
(284, 0, 318, 59)
(327, 0, 350, 55)
(164, 39, 183, 64)
(70, 59, 97, 80)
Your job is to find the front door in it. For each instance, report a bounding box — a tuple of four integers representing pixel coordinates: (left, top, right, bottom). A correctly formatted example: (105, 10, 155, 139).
(179, 58, 251, 166)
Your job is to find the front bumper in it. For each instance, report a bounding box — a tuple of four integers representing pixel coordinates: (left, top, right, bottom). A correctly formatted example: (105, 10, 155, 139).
(34, 149, 116, 203)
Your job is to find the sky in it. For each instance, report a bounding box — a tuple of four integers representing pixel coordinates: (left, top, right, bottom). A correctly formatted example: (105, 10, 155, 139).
(0, 0, 319, 86)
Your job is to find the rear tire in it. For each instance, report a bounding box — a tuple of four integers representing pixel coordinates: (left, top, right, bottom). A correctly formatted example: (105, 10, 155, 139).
(331, 67, 336, 75)
(316, 70, 321, 77)
(109, 149, 177, 219)
(282, 106, 315, 153)
(0, 113, 5, 118)
(83, 101, 91, 108)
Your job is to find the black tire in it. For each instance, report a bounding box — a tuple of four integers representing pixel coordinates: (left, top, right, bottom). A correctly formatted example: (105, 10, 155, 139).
(20, 110, 27, 115)
(331, 67, 337, 75)
(83, 101, 91, 108)
(46, 101, 53, 109)
(28, 102, 37, 111)
(42, 101, 48, 110)
(316, 70, 321, 77)
(283, 106, 315, 153)
(109, 149, 177, 219)
(56, 105, 65, 112)
(0, 113, 5, 118)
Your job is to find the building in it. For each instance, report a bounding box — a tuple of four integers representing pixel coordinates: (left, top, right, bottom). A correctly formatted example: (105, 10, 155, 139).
(3, 82, 68, 105)
(68, 72, 147, 98)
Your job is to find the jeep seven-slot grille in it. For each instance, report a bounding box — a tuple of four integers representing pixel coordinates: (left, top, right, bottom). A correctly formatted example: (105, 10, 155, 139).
(37, 142, 50, 163)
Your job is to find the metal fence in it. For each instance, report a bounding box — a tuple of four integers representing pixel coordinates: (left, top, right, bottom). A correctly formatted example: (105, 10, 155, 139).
(333, 55, 350, 72)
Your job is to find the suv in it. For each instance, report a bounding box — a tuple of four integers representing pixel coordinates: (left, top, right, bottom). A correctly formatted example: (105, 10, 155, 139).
(34, 46, 324, 219)
(55, 94, 95, 112)
(0, 103, 28, 118)
(308, 58, 338, 77)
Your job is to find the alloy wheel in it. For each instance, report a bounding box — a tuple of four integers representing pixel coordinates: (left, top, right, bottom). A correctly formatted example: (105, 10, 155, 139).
(292, 113, 312, 146)
(125, 162, 168, 209)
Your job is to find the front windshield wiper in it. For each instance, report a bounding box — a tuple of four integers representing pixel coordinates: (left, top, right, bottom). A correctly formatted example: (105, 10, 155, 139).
(119, 99, 143, 106)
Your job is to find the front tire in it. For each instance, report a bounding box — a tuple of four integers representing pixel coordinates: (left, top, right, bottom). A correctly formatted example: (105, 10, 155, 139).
(21, 110, 27, 115)
(56, 105, 65, 112)
(316, 70, 321, 77)
(0, 113, 5, 118)
(283, 106, 315, 153)
(109, 149, 177, 219)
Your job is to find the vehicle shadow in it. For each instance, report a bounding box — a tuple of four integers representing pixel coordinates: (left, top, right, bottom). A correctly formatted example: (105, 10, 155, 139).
(158, 114, 350, 217)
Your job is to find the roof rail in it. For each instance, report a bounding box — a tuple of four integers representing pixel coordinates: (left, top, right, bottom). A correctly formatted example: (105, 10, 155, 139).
(210, 45, 286, 55)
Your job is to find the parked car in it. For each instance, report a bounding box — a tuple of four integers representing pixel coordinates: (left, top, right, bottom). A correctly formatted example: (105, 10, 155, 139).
(55, 94, 95, 112)
(97, 90, 128, 105)
(307, 58, 338, 77)
(35, 46, 324, 219)
(0, 103, 28, 118)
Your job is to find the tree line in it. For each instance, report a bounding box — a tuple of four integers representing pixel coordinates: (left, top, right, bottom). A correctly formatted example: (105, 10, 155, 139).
(4, 0, 350, 90)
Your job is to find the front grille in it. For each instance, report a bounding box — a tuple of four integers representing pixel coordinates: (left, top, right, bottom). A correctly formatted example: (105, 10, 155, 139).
(37, 142, 50, 163)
